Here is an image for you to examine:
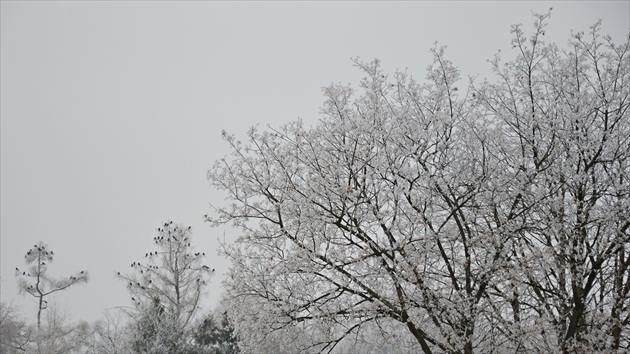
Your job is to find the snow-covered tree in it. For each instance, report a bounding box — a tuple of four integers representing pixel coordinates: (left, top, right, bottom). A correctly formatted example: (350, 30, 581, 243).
(0, 301, 95, 354)
(83, 309, 132, 354)
(0, 302, 31, 354)
(207, 12, 629, 353)
(194, 307, 238, 354)
(14, 242, 89, 353)
(15, 242, 89, 330)
(476, 14, 630, 353)
(31, 304, 93, 354)
(117, 221, 214, 353)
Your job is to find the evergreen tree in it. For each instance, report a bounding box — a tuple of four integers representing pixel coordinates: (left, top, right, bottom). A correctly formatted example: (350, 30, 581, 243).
(194, 311, 238, 354)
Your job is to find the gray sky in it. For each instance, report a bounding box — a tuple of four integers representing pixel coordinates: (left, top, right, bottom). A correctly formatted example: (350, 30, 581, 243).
(2, 1, 628, 324)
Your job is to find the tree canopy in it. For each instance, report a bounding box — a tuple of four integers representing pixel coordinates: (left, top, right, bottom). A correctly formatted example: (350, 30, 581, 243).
(208, 13, 630, 353)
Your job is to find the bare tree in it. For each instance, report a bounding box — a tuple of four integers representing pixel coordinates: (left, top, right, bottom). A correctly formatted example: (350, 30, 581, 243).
(207, 12, 629, 354)
(34, 304, 94, 354)
(0, 301, 31, 354)
(1, 301, 94, 354)
(82, 309, 132, 354)
(117, 221, 214, 353)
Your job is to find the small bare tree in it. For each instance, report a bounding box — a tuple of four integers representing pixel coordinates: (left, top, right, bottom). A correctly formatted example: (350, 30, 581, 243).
(81, 309, 131, 354)
(0, 301, 31, 354)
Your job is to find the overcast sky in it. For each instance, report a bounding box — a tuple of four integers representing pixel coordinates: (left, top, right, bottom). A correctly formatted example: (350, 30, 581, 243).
(2, 1, 628, 324)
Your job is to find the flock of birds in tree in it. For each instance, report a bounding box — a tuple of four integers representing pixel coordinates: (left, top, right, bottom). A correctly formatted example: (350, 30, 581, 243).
(15, 243, 88, 302)
(15, 244, 53, 277)
(113, 221, 215, 307)
(15, 224, 215, 311)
